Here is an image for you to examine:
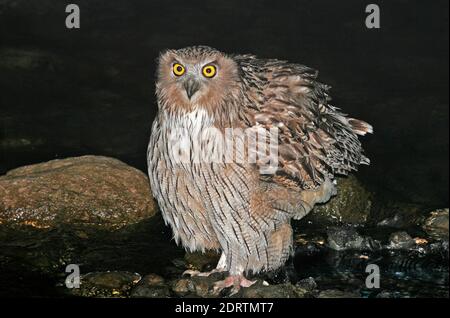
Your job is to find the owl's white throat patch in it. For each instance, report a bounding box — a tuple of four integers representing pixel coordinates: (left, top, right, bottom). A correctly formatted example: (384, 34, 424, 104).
(164, 108, 218, 164)
(162, 108, 279, 173)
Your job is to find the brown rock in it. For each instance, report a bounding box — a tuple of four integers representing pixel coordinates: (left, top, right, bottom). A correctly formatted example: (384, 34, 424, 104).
(139, 273, 166, 286)
(172, 278, 195, 296)
(130, 274, 170, 298)
(0, 156, 157, 229)
(70, 271, 141, 298)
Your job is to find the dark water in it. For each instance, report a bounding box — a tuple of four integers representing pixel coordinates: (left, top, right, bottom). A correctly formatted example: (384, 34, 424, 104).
(290, 229, 449, 298)
(0, 0, 448, 297)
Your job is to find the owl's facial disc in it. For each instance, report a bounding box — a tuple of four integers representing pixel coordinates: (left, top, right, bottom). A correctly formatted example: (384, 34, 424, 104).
(157, 47, 241, 114)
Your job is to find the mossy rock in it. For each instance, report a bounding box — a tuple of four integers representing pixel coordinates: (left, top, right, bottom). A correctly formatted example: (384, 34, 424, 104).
(307, 176, 373, 226)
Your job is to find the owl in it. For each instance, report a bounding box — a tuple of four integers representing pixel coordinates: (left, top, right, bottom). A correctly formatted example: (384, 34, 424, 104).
(147, 46, 372, 294)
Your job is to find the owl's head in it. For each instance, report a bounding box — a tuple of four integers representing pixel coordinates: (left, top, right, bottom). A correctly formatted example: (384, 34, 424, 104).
(156, 46, 241, 115)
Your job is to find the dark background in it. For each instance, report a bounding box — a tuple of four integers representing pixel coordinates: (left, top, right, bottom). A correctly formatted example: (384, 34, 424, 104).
(0, 0, 448, 207)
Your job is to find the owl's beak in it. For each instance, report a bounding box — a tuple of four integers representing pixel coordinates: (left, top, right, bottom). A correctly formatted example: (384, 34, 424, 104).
(183, 78, 200, 100)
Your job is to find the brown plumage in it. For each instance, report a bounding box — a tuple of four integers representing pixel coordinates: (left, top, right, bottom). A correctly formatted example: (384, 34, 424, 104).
(147, 46, 372, 293)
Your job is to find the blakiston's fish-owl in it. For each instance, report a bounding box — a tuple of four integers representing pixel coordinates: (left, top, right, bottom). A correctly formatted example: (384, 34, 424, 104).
(147, 46, 372, 293)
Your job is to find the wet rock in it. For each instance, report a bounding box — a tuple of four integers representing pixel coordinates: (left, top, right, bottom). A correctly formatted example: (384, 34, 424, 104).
(375, 291, 397, 298)
(240, 281, 307, 298)
(170, 275, 309, 298)
(130, 274, 170, 298)
(307, 176, 373, 226)
(317, 289, 360, 298)
(184, 250, 220, 272)
(171, 273, 220, 298)
(388, 231, 415, 249)
(326, 226, 380, 251)
(171, 273, 226, 298)
(0, 156, 157, 229)
(0, 215, 183, 286)
(295, 277, 317, 292)
(171, 278, 195, 296)
(189, 276, 217, 298)
(377, 215, 405, 228)
(138, 273, 165, 286)
(131, 285, 170, 298)
(422, 209, 449, 241)
(374, 202, 424, 229)
(70, 271, 141, 298)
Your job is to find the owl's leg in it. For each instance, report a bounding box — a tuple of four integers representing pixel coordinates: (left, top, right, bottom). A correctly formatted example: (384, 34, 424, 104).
(212, 274, 256, 296)
(183, 252, 227, 277)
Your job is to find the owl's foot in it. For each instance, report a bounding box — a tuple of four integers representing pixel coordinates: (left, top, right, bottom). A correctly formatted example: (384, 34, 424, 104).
(182, 268, 225, 277)
(212, 275, 256, 296)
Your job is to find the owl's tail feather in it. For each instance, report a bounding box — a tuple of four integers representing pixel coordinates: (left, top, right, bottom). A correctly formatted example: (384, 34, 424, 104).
(348, 118, 373, 136)
(347, 118, 373, 166)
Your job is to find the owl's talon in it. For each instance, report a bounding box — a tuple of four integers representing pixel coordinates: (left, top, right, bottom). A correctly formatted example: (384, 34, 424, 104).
(212, 275, 256, 295)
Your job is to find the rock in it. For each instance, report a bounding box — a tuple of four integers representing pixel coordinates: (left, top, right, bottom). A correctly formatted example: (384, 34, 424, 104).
(131, 284, 170, 298)
(131, 285, 170, 298)
(426, 241, 449, 255)
(171, 274, 221, 298)
(375, 291, 391, 298)
(139, 273, 166, 286)
(326, 226, 380, 251)
(240, 281, 306, 298)
(0, 216, 183, 288)
(375, 202, 423, 228)
(388, 231, 415, 249)
(189, 276, 217, 298)
(376, 291, 397, 298)
(422, 209, 449, 241)
(307, 176, 373, 226)
(0, 156, 157, 229)
(130, 274, 170, 298)
(317, 289, 360, 298)
(70, 271, 141, 298)
(172, 278, 195, 296)
(170, 275, 309, 298)
(184, 250, 220, 272)
(295, 277, 317, 292)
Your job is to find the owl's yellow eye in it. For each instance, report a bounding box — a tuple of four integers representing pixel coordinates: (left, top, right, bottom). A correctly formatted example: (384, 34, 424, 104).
(202, 65, 217, 78)
(173, 63, 185, 76)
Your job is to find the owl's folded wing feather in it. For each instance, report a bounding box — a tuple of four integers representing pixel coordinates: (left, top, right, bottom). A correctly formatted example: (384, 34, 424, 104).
(236, 55, 373, 190)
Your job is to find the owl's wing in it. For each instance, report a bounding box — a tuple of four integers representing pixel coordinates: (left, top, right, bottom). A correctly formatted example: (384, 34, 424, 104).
(235, 55, 373, 190)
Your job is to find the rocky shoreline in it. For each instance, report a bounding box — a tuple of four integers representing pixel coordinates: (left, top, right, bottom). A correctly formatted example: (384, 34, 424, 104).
(0, 156, 448, 298)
